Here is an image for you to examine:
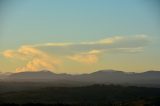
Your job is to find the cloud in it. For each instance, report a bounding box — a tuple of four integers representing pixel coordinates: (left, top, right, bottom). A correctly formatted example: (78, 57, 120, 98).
(1, 35, 150, 71)
(67, 50, 101, 64)
(103, 47, 144, 53)
(16, 58, 59, 72)
(32, 35, 149, 55)
(96, 36, 124, 44)
(3, 46, 61, 72)
(3, 50, 16, 58)
(67, 54, 98, 64)
(32, 42, 72, 47)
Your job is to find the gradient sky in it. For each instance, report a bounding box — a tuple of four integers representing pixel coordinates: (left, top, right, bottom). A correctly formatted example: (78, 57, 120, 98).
(0, 0, 160, 73)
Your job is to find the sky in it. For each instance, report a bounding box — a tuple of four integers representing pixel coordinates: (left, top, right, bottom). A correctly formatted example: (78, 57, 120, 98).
(0, 0, 160, 73)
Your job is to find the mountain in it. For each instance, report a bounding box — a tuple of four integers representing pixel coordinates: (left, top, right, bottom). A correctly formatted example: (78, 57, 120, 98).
(91, 70, 160, 85)
(2, 70, 160, 87)
(8, 70, 74, 82)
(9, 70, 56, 79)
(0, 72, 11, 80)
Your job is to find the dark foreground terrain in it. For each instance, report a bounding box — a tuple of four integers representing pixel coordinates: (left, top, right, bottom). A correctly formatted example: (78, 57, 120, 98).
(0, 83, 160, 106)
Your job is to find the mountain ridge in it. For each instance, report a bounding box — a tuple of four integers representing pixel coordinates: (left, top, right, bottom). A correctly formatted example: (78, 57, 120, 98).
(1, 69, 160, 87)
(6, 69, 160, 75)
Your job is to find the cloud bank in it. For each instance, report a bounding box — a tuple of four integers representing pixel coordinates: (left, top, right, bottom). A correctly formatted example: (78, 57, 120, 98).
(2, 35, 149, 72)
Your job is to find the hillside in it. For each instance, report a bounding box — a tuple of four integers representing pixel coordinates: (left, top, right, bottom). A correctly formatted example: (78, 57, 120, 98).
(0, 84, 160, 105)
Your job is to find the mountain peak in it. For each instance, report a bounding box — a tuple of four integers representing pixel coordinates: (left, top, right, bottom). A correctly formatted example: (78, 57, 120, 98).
(13, 70, 54, 74)
(92, 69, 124, 74)
(9, 70, 56, 79)
(141, 70, 160, 75)
(37, 70, 54, 74)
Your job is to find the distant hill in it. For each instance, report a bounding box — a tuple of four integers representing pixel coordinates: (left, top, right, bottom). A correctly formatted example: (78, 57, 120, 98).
(10, 70, 54, 78)
(2, 70, 160, 87)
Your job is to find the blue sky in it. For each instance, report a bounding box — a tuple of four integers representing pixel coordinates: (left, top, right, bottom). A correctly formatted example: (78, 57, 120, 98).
(0, 0, 160, 73)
